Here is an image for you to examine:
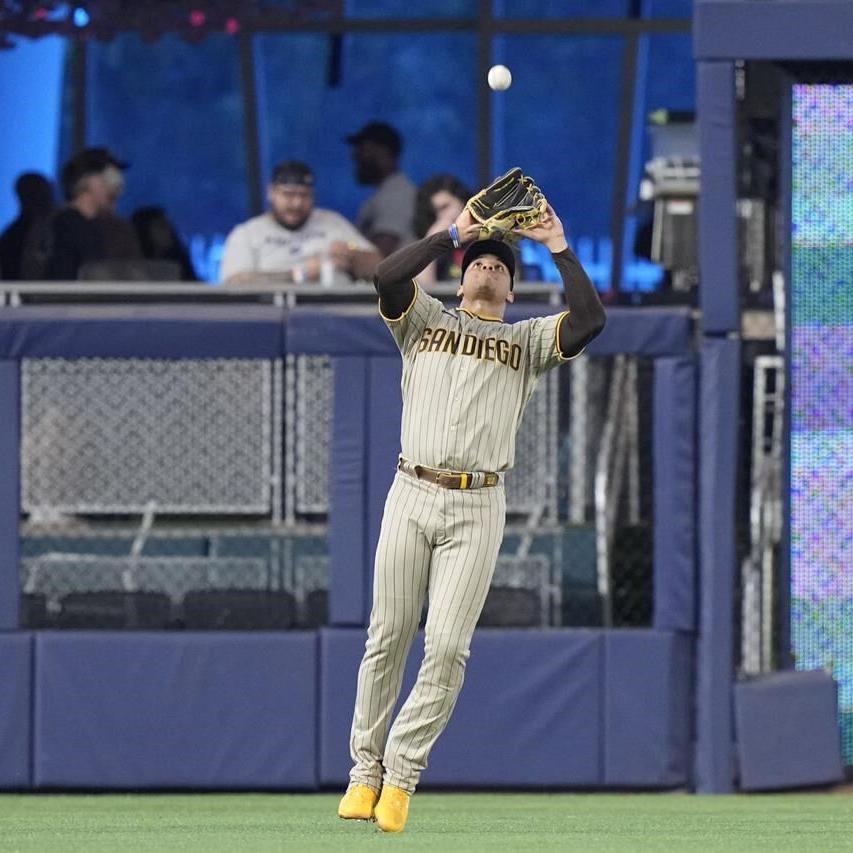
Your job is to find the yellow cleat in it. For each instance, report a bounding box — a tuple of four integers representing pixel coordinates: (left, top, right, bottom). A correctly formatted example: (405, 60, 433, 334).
(374, 783, 411, 833)
(337, 783, 380, 820)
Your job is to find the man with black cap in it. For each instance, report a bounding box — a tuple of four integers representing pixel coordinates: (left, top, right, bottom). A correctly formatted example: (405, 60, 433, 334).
(36, 148, 122, 280)
(345, 121, 416, 257)
(220, 160, 380, 284)
(337, 194, 606, 833)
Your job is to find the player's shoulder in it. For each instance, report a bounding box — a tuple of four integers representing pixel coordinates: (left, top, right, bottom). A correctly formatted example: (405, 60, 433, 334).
(507, 311, 568, 342)
(509, 310, 567, 328)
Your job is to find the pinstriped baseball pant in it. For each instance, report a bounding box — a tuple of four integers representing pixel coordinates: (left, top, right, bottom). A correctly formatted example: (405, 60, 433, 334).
(348, 470, 506, 795)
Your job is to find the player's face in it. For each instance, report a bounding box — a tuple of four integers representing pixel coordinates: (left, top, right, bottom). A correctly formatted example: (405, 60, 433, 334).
(459, 254, 514, 304)
(268, 183, 314, 229)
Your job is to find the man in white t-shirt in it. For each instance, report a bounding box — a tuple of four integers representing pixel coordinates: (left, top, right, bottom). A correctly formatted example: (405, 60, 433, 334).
(220, 161, 381, 284)
(345, 122, 416, 257)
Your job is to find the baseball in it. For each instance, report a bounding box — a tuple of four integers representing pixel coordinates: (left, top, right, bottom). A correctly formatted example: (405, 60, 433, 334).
(487, 64, 512, 91)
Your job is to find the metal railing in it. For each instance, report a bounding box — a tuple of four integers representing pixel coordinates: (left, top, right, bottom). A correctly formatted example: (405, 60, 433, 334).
(0, 280, 564, 308)
(594, 356, 641, 628)
(741, 354, 785, 675)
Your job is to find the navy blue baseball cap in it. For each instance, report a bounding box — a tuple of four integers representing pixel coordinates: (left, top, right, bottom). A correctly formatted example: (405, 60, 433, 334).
(271, 160, 315, 187)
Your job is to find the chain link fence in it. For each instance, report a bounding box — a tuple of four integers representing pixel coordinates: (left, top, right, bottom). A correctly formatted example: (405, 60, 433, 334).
(18, 352, 657, 631)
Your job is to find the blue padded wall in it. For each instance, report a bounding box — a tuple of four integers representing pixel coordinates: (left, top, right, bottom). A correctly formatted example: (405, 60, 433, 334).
(33, 632, 318, 789)
(320, 628, 604, 788)
(697, 61, 738, 335)
(603, 630, 693, 787)
(653, 356, 697, 632)
(695, 338, 740, 793)
(365, 358, 403, 625)
(0, 306, 285, 360)
(0, 633, 32, 788)
(734, 670, 844, 791)
(328, 358, 370, 626)
(287, 307, 692, 359)
(695, 0, 853, 60)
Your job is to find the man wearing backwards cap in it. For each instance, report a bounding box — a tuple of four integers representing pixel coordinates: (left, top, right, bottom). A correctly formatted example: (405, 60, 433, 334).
(337, 191, 606, 833)
(220, 160, 381, 285)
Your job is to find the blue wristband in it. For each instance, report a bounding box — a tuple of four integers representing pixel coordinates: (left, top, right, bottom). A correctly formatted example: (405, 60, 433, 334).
(448, 223, 461, 249)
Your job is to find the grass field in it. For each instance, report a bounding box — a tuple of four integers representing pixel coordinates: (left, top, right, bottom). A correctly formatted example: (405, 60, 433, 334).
(1, 791, 852, 852)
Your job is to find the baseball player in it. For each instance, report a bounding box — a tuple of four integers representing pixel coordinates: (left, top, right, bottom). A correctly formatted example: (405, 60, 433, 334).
(338, 195, 606, 833)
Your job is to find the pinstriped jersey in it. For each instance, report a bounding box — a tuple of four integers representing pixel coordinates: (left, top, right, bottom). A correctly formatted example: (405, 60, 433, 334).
(382, 283, 571, 472)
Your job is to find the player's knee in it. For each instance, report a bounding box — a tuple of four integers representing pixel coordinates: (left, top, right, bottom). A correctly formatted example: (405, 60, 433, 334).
(366, 615, 418, 651)
(425, 630, 471, 669)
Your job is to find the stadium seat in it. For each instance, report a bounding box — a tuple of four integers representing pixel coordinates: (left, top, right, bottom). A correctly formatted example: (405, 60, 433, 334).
(20, 592, 53, 629)
(611, 523, 653, 627)
(181, 589, 296, 630)
(57, 591, 173, 629)
(301, 588, 328, 628)
(562, 587, 604, 627)
(478, 586, 540, 627)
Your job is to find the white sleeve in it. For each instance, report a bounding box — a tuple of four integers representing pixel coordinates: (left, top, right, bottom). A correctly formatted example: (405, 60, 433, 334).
(219, 225, 254, 282)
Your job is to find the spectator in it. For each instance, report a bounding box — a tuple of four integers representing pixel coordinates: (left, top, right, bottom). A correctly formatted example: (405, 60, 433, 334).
(412, 173, 472, 284)
(39, 149, 115, 280)
(93, 148, 142, 261)
(0, 172, 54, 280)
(220, 160, 380, 284)
(345, 121, 416, 257)
(132, 206, 198, 281)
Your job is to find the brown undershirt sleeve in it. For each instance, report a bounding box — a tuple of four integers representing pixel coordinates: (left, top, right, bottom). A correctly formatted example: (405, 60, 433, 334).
(374, 232, 454, 318)
(552, 247, 607, 357)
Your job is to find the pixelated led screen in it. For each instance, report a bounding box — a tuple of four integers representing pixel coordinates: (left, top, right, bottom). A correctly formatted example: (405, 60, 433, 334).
(790, 84, 853, 765)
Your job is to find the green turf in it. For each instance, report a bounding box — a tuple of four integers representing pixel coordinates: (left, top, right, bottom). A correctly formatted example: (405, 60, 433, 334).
(0, 792, 852, 852)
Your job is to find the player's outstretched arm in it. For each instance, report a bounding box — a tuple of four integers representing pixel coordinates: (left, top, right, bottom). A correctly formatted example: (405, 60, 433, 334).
(519, 205, 606, 358)
(373, 210, 479, 318)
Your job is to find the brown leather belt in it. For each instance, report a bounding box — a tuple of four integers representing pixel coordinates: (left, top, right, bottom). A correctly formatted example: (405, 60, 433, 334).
(398, 457, 500, 490)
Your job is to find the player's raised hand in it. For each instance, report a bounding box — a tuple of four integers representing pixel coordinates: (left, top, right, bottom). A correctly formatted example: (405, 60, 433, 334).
(517, 204, 568, 253)
(452, 206, 482, 244)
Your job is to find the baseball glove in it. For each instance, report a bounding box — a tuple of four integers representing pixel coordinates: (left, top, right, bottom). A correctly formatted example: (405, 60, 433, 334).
(466, 167, 548, 237)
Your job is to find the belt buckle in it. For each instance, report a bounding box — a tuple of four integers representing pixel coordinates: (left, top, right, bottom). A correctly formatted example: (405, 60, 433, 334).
(437, 471, 454, 488)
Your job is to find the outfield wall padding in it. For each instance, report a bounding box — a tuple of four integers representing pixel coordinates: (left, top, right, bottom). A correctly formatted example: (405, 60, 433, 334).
(603, 630, 693, 787)
(319, 628, 692, 789)
(695, 338, 741, 793)
(734, 670, 844, 791)
(0, 633, 32, 788)
(653, 356, 697, 633)
(0, 305, 286, 360)
(33, 632, 318, 789)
